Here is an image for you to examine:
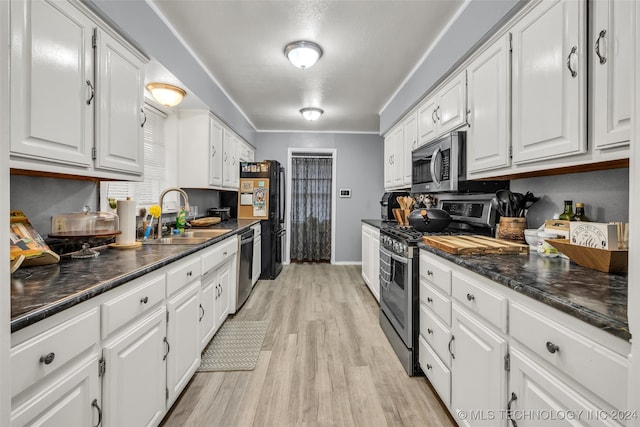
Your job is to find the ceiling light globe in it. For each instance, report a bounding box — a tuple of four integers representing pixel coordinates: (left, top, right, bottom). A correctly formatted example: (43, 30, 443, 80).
(300, 107, 323, 121)
(146, 83, 186, 107)
(284, 41, 323, 69)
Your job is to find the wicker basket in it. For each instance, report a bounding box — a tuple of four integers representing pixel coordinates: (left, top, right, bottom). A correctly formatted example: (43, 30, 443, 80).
(545, 239, 628, 273)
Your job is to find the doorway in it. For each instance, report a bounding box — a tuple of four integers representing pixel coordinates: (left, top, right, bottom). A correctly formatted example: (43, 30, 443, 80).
(286, 149, 336, 264)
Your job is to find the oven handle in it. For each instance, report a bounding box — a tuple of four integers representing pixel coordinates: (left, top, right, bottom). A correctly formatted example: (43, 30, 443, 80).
(430, 147, 442, 186)
(380, 245, 408, 265)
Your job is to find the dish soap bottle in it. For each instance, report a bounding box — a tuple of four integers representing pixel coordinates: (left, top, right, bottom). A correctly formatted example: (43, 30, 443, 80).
(559, 200, 574, 220)
(571, 202, 591, 221)
(176, 207, 187, 233)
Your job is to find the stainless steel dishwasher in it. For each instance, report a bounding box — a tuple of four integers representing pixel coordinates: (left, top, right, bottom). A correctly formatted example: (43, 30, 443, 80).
(236, 228, 254, 311)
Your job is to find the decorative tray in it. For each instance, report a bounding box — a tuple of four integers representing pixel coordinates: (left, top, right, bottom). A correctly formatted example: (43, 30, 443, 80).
(545, 239, 628, 273)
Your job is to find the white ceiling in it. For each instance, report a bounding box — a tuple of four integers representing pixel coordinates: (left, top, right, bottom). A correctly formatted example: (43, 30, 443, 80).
(146, 0, 466, 133)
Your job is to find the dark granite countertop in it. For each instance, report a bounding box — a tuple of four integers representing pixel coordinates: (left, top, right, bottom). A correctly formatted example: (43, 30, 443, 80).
(362, 219, 629, 341)
(11, 219, 259, 333)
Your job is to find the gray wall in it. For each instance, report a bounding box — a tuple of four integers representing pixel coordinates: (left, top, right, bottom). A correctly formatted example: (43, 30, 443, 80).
(10, 176, 99, 236)
(86, 0, 256, 145)
(510, 168, 629, 229)
(256, 133, 384, 263)
(380, 0, 526, 134)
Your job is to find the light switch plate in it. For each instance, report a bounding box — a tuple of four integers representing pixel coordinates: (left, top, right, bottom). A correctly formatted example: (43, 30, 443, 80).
(339, 189, 351, 198)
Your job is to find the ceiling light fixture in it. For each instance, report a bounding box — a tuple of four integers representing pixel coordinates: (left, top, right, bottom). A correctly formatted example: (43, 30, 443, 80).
(300, 107, 324, 121)
(146, 83, 186, 107)
(284, 41, 323, 69)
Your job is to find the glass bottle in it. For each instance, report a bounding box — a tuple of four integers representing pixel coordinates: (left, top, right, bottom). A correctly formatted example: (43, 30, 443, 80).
(559, 200, 574, 220)
(571, 202, 591, 221)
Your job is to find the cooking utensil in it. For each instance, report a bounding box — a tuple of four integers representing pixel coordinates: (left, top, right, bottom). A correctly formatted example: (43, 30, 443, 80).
(408, 208, 451, 232)
(496, 189, 513, 217)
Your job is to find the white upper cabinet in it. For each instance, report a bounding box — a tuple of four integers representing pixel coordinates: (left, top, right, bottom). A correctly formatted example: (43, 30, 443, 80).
(383, 133, 394, 189)
(417, 71, 467, 147)
(209, 118, 224, 187)
(94, 28, 145, 175)
(10, 0, 94, 168)
(467, 35, 511, 174)
(402, 112, 417, 186)
(591, 0, 633, 150)
(222, 130, 240, 190)
(511, 0, 587, 164)
(9, 0, 146, 179)
(383, 123, 405, 191)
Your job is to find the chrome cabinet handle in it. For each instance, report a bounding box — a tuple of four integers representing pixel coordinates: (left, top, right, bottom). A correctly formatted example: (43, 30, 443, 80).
(448, 336, 455, 359)
(427, 328, 433, 335)
(595, 29, 607, 64)
(427, 297, 433, 303)
(140, 296, 149, 304)
(507, 392, 518, 427)
(187, 270, 193, 277)
(140, 108, 147, 127)
(163, 337, 170, 361)
(466, 293, 475, 301)
(431, 109, 437, 124)
(92, 399, 103, 427)
(212, 147, 217, 158)
(86, 80, 95, 105)
(546, 341, 560, 354)
(40, 352, 55, 365)
(427, 270, 433, 276)
(426, 363, 432, 370)
(199, 304, 205, 321)
(566, 46, 578, 78)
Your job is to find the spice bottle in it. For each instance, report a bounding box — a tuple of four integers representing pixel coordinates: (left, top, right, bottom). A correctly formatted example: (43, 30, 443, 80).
(571, 202, 591, 221)
(559, 200, 574, 221)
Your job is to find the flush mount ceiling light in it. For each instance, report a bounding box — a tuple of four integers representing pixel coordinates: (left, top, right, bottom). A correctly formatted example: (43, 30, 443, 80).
(146, 83, 186, 107)
(284, 41, 323, 69)
(300, 107, 324, 121)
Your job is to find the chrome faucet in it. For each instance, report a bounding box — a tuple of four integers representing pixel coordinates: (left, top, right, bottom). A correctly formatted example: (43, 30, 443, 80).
(157, 187, 190, 239)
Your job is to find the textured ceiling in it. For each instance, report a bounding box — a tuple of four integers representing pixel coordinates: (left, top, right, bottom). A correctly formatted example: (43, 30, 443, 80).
(149, 0, 466, 133)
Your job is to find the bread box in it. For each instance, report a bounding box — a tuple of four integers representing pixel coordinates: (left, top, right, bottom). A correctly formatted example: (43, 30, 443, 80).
(50, 207, 120, 238)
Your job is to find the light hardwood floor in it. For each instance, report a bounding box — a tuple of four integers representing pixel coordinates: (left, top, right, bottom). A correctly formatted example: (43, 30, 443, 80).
(161, 264, 455, 427)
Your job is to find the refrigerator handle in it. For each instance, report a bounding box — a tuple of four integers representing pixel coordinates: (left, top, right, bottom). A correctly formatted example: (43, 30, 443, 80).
(280, 166, 286, 224)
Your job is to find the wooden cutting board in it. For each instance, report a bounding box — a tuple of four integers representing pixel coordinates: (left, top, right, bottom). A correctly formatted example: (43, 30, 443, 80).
(422, 235, 529, 255)
(189, 217, 222, 227)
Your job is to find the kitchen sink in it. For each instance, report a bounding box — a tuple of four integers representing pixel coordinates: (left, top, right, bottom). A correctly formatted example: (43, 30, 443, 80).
(143, 236, 212, 245)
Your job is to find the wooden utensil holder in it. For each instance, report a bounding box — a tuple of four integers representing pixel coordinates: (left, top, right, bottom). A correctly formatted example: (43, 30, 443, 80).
(497, 217, 526, 242)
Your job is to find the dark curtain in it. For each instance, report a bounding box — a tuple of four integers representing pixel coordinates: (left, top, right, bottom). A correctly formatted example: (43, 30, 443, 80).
(290, 156, 332, 261)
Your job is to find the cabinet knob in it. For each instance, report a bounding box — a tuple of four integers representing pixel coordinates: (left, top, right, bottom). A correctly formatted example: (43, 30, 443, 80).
(426, 363, 432, 370)
(427, 270, 433, 276)
(140, 296, 149, 304)
(546, 341, 560, 354)
(466, 293, 475, 301)
(40, 352, 55, 365)
(427, 328, 433, 335)
(187, 270, 193, 277)
(427, 297, 433, 303)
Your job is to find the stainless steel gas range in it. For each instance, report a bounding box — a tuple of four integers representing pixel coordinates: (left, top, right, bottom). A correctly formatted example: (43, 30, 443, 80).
(379, 193, 498, 376)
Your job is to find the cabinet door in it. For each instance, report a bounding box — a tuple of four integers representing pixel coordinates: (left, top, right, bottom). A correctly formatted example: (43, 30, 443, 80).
(418, 96, 438, 146)
(216, 260, 232, 326)
(222, 129, 234, 188)
(102, 307, 166, 427)
(403, 112, 417, 185)
(391, 126, 404, 187)
(252, 234, 261, 286)
(509, 346, 617, 427)
(451, 304, 507, 427)
(511, 0, 586, 164)
(10, 0, 93, 167)
(200, 276, 216, 351)
(10, 355, 101, 427)
(94, 28, 145, 175)
(592, 0, 632, 149)
(209, 117, 224, 187)
(230, 135, 240, 188)
(166, 281, 201, 406)
(361, 225, 372, 286)
(370, 230, 380, 303)
(437, 71, 467, 135)
(467, 35, 511, 173)
(383, 134, 394, 189)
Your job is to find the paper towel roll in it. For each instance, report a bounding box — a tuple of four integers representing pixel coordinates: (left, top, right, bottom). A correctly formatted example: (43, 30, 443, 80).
(116, 199, 137, 245)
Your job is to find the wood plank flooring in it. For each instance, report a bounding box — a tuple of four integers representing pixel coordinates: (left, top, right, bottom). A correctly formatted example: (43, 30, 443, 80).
(160, 264, 455, 427)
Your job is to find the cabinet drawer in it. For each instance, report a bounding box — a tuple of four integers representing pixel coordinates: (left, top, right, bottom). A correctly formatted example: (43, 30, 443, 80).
(419, 304, 452, 367)
(202, 236, 238, 273)
(101, 274, 166, 338)
(167, 255, 202, 297)
(452, 273, 507, 332)
(419, 336, 451, 406)
(11, 308, 99, 397)
(419, 280, 451, 326)
(419, 253, 451, 295)
(510, 301, 628, 410)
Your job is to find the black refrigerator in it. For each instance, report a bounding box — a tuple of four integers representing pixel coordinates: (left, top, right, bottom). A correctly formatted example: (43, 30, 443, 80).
(236, 160, 286, 280)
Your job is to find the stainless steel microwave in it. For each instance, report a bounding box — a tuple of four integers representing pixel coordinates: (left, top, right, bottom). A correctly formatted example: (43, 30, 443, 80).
(411, 131, 507, 193)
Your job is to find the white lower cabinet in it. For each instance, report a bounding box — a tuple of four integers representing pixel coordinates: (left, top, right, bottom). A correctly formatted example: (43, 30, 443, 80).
(215, 259, 233, 326)
(252, 223, 262, 286)
(102, 306, 167, 427)
(10, 354, 101, 427)
(199, 277, 217, 350)
(361, 224, 380, 302)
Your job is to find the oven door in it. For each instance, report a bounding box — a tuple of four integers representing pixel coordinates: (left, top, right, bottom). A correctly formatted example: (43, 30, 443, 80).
(379, 246, 413, 348)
